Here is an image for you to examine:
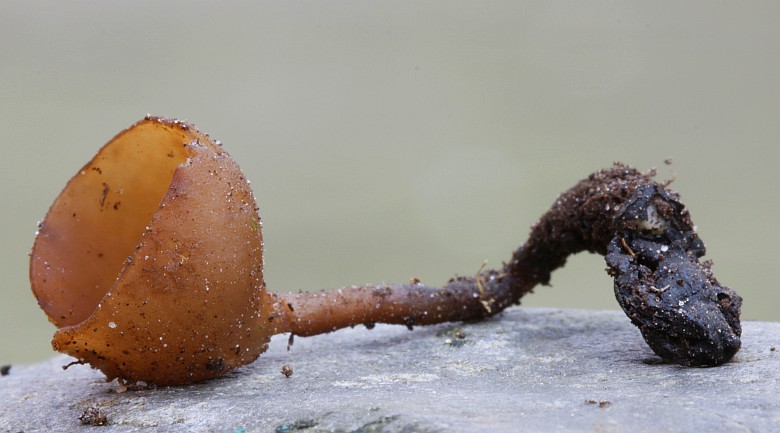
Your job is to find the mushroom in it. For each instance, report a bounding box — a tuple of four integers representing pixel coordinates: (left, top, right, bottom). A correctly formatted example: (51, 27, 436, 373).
(30, 116, 742, 386)
(31, 117, 272, 385)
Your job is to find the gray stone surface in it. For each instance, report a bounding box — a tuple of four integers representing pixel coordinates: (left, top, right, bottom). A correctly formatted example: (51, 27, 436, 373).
(1, 308, 778, 433)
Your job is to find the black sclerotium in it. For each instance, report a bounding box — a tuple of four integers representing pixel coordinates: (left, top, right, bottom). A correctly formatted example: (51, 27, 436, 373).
(605, 184, 742, 366)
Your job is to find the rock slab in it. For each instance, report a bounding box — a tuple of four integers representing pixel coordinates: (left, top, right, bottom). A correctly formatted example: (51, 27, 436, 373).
(1, 308, 778, 433)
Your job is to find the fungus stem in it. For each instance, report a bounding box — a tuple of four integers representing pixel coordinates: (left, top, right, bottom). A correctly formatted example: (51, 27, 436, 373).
(272, 272, 516, 337)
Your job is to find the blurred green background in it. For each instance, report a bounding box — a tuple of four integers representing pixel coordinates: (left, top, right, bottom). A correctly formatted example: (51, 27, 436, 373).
(1, 1, 778, 366)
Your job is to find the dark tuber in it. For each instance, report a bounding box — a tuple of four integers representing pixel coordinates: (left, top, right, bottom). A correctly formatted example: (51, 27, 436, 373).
(30, 117, 742, 386)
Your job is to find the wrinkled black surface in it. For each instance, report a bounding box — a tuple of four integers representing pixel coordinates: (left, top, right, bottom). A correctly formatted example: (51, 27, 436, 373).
(605, 184, 742, 366)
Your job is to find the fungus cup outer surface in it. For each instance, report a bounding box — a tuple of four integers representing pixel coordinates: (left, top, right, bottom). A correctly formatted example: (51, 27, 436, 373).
(30, 117, 273, 385)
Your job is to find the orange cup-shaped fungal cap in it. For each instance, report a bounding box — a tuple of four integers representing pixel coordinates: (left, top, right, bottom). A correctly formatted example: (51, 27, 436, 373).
(30, 117, 273, 385)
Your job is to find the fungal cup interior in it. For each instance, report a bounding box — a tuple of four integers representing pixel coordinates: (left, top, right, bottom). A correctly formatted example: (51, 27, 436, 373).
(31, 121, 194, 328)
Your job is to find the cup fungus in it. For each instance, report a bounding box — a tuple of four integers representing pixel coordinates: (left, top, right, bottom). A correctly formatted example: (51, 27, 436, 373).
(31, 116, 743, 386)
